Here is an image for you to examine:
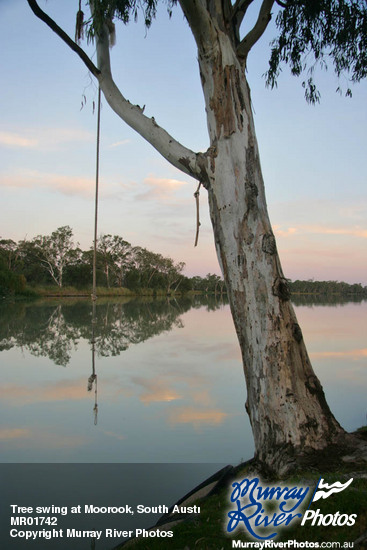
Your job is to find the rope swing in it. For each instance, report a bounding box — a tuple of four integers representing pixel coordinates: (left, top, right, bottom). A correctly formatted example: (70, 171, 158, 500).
(92, 86, 101, 302)
(88, 87, 102, 427)
(75, 2, 100, 426)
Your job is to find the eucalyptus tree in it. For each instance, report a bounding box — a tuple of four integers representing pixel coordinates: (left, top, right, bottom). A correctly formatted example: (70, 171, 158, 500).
(32, 226, 79, 288)
(111, 237, 133, 287)
(0, 255, 26, 296)
(203, 273, 224, 294)
(139, 248, 163, 287)
(96, 234, 132, 287)
(0, 239, 19, 271)
(97, 234, 120, 287)
(159, 257, 185, 293)
(133, 247, 172, 288)
(27, 0, 367, 473)
(17, 239, 50, 285)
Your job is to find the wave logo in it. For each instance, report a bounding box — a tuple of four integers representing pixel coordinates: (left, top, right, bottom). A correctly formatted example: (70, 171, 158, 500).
(301, 477, 357, 528)
(310, 477, 353, 503)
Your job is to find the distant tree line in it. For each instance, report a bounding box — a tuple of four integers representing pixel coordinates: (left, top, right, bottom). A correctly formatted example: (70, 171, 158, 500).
(1, 227, 366, 298)
(289, 279, 367, 297)
(0, 226, 225, 296)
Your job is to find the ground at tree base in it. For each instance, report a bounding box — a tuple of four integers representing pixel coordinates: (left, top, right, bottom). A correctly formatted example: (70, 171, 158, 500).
(253, 430, 367, 479)
(115, 431, 367, 550)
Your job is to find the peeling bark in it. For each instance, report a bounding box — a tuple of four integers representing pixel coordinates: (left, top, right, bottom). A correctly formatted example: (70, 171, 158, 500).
(193, 14, 345, 474)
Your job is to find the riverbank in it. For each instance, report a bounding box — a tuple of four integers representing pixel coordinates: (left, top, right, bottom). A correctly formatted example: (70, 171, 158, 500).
(6, 283, 367, 301)
(115, 438, 367, 549)
(7, 285, 204, 299)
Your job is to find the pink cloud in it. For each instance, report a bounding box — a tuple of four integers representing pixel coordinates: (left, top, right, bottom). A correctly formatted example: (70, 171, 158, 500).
(0, 427, 89, 449)
(137, 176, 189, 202)
(0, 170, 95, 198)
(131, 376, 183, 404)
(108, 139, 131, 148)
(0, 131, 37, 148)
(273, 225, 298, 237)
(167, 407, 229, 429)
(310, 348, 367, 360)
(274, 224, 367, 239)
(0, 127, 93, 150)
(0, 428, 31, 440)
(0, 379, 93, 404)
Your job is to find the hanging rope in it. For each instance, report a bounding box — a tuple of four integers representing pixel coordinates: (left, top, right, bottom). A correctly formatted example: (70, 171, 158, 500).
(89, 88, 101, 427)
(194, 182, 202, 247)
(92, 87, 101, 301)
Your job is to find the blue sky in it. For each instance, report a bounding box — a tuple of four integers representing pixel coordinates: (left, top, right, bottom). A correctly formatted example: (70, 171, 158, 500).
(0, 0, 366, 283)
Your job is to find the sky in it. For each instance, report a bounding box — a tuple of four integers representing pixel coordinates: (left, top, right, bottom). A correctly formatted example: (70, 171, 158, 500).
(0, 0, 366, 283)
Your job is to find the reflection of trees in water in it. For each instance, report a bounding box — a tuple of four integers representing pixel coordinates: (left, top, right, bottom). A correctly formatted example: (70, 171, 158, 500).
(0, 294, 362, 366)
(0, 302, 79, 365)
(189, 293, 229, 311)
(27, 306, 80, 366)
(86, 300, 188, 358)
(0, 297, 196, 366)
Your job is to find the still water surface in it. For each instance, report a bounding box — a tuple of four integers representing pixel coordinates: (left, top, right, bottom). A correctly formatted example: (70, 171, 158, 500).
(0, 295, 366, 463)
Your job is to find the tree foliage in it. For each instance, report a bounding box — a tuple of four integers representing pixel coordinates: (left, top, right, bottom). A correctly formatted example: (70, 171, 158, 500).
(0, 256, 26, 296)
(4, 230, 367, 298)
(96, 234, 132, 287)
(1, 227, 191, 294)
(85, 0, 170, 40)
(266, 0, 367, 102)
(81, 0, 367, 102)
(191, 273, 226, 294)
(31, 226, 78, 288)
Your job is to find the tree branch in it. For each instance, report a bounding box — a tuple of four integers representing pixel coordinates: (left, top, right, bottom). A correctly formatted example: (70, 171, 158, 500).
(27, 0, 100, 77)
(232, 0, 254, 15)
(237, 0, 275, 60)
(231, 0, 255, 43)
(95, 21, 209, 185)
(275, 0, 287, 8)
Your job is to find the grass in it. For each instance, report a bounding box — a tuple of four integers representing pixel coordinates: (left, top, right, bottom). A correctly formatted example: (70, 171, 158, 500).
(114, 463, 367, 550)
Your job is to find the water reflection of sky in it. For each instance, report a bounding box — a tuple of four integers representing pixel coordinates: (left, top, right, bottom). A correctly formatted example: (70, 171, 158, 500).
(0, 299, 365, 463)
(295, 302, 366, 431)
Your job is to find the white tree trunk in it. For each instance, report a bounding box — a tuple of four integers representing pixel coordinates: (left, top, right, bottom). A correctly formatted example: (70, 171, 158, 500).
(197, 27, 344, 473)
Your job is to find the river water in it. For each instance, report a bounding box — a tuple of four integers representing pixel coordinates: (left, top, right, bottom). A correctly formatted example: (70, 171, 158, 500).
(0, 295, 366, 464)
